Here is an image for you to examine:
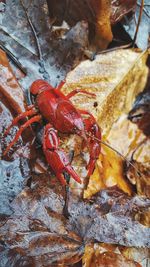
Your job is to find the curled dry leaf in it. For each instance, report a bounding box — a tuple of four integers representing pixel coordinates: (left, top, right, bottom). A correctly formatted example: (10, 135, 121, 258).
(128, 90, 150, 136)
(90, 0, 113, 49)
(111, 0, 137, 24)
(47, 0, 138, 49)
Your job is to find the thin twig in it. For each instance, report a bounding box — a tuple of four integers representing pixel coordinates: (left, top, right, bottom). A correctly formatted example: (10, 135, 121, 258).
(20, 0, 42, 60)
(0, 43, 27, 74)
(137, 2, 150, 18)
(97, 43, 132, 55)
(132, 0, 144, 47)
(26, 0, 33, 11)
(143, 7, 150, 18)
(0, 28, 37, 56)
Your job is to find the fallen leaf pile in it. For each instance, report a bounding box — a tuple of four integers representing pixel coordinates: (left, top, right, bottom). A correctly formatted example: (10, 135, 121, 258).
(0, 1, 150, 266)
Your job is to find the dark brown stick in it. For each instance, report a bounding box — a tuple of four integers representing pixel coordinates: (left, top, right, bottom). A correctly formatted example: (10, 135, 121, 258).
(0, 43, 27, 74)
(132, 0, 144, 47)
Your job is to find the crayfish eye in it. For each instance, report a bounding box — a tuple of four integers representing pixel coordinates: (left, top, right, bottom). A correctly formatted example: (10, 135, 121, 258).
(30, 79, 49, 96)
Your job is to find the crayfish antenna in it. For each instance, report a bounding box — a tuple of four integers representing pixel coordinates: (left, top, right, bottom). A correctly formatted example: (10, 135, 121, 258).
(85, 132, 143, 178)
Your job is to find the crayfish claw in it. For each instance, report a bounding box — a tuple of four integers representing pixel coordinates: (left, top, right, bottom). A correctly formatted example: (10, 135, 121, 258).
(43, 124, 82, 185)
(65, 165, 82, 184)
(56, 172, 67, 186)
(86, 159, 96, 177)
(82, 114, 101, 177)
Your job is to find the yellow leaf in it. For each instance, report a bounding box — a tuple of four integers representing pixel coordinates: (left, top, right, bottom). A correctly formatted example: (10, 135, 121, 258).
(84, 144, 132, 199)
(62, 49, 148, 136)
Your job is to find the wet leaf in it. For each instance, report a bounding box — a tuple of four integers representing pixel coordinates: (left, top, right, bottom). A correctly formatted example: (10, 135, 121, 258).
(0, 0, 89, 95)
(0, 158, 30, 217)
(0, 174, 84, 266)
(62, 49, 148, 135)
(0, 177, 150, 266)
(0, 50, 31, 219)
(68, 187, 150, 248)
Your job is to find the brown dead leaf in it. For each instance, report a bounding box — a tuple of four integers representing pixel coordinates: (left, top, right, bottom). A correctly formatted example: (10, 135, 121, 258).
(0, 49, 25, 114)
(47, 0, 137, 49)
(107, 113, 150, 199)
(47, 0, 113, 49)
(90, 0, 113, 49)
(83, 243, 142, 267)
(120, 247, 150, 267)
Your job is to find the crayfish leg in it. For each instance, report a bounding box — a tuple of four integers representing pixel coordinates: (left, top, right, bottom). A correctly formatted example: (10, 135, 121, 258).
(3, 115, 42, 156)
(3, 108, 37, 136)
(56, 80, 65, 90)
(56, 172, 67, 185)
(66, 89, 96, 99)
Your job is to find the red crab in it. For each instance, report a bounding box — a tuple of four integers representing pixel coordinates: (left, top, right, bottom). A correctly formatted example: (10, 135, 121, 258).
(3, 80, 101, 185)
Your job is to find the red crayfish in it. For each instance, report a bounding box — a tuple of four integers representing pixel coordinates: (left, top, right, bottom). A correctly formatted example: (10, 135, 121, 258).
(3, 80, 101, 185)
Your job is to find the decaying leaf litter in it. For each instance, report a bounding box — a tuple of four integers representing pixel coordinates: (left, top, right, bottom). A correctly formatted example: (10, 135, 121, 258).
(0, 1, 149, 266)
